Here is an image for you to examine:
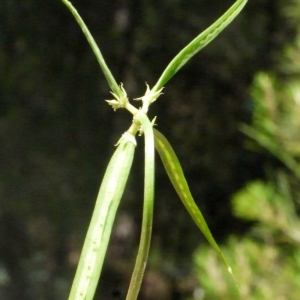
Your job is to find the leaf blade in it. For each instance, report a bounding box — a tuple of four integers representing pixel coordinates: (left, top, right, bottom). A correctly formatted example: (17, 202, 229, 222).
(61, 0, 123, 98)
(152, 0, 248, 93)
(153, 129, 235, 281)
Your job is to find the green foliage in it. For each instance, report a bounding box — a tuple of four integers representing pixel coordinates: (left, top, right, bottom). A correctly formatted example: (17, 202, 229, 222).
(195, 235, 300, 300)
(194, 20, 300, 298)
(233, 179, 300, 244)
(194, 178, 300, 300)
(241, 73, 300, 178)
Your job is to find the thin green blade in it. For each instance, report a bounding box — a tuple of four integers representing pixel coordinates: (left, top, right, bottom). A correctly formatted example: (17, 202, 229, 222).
(154, 129, 235, 281)
(125, 112, 155, 300)
(152, 0, 248, 93)
(61, 0, 123, 98)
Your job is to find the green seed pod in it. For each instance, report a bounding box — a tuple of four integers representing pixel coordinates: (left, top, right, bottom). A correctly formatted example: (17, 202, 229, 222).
(69, 132, 136, 300)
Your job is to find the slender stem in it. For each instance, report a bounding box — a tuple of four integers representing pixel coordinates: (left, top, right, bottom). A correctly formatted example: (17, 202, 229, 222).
(125, 112, 155, 300)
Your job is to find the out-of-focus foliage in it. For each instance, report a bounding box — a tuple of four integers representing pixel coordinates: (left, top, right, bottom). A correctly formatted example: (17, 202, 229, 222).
(194, 3, 300, 296)
(241, 73, 300, 178)
(194, 179, 300, 300)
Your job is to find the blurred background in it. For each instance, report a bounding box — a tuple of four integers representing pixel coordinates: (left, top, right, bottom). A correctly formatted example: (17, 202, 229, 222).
(1, 0, 300, 299)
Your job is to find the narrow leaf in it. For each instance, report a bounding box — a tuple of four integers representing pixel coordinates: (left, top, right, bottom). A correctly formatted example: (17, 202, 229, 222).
(153, 129, 235, 281)
(152, 0, 248, 93)
(61, 0, 123, 98)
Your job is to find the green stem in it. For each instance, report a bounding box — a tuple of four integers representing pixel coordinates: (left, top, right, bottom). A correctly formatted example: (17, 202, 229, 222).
(125, 112, 155, 300)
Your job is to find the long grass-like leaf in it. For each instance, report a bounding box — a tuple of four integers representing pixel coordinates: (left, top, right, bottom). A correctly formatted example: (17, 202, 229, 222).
(153, 129, 235, 281)
(152, 0, 248, 93)
(61, 0, 123, 98)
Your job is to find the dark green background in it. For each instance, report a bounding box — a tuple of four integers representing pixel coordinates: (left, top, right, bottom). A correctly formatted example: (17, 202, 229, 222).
(0, 0, 296, 299)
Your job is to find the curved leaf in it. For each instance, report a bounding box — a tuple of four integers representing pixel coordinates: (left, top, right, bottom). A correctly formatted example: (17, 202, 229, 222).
(153, 129, 235, 281)
(152, 0, 248, 93)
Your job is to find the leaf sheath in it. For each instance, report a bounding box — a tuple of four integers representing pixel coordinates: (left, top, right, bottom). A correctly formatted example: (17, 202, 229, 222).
(69, 134, 136, 300)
